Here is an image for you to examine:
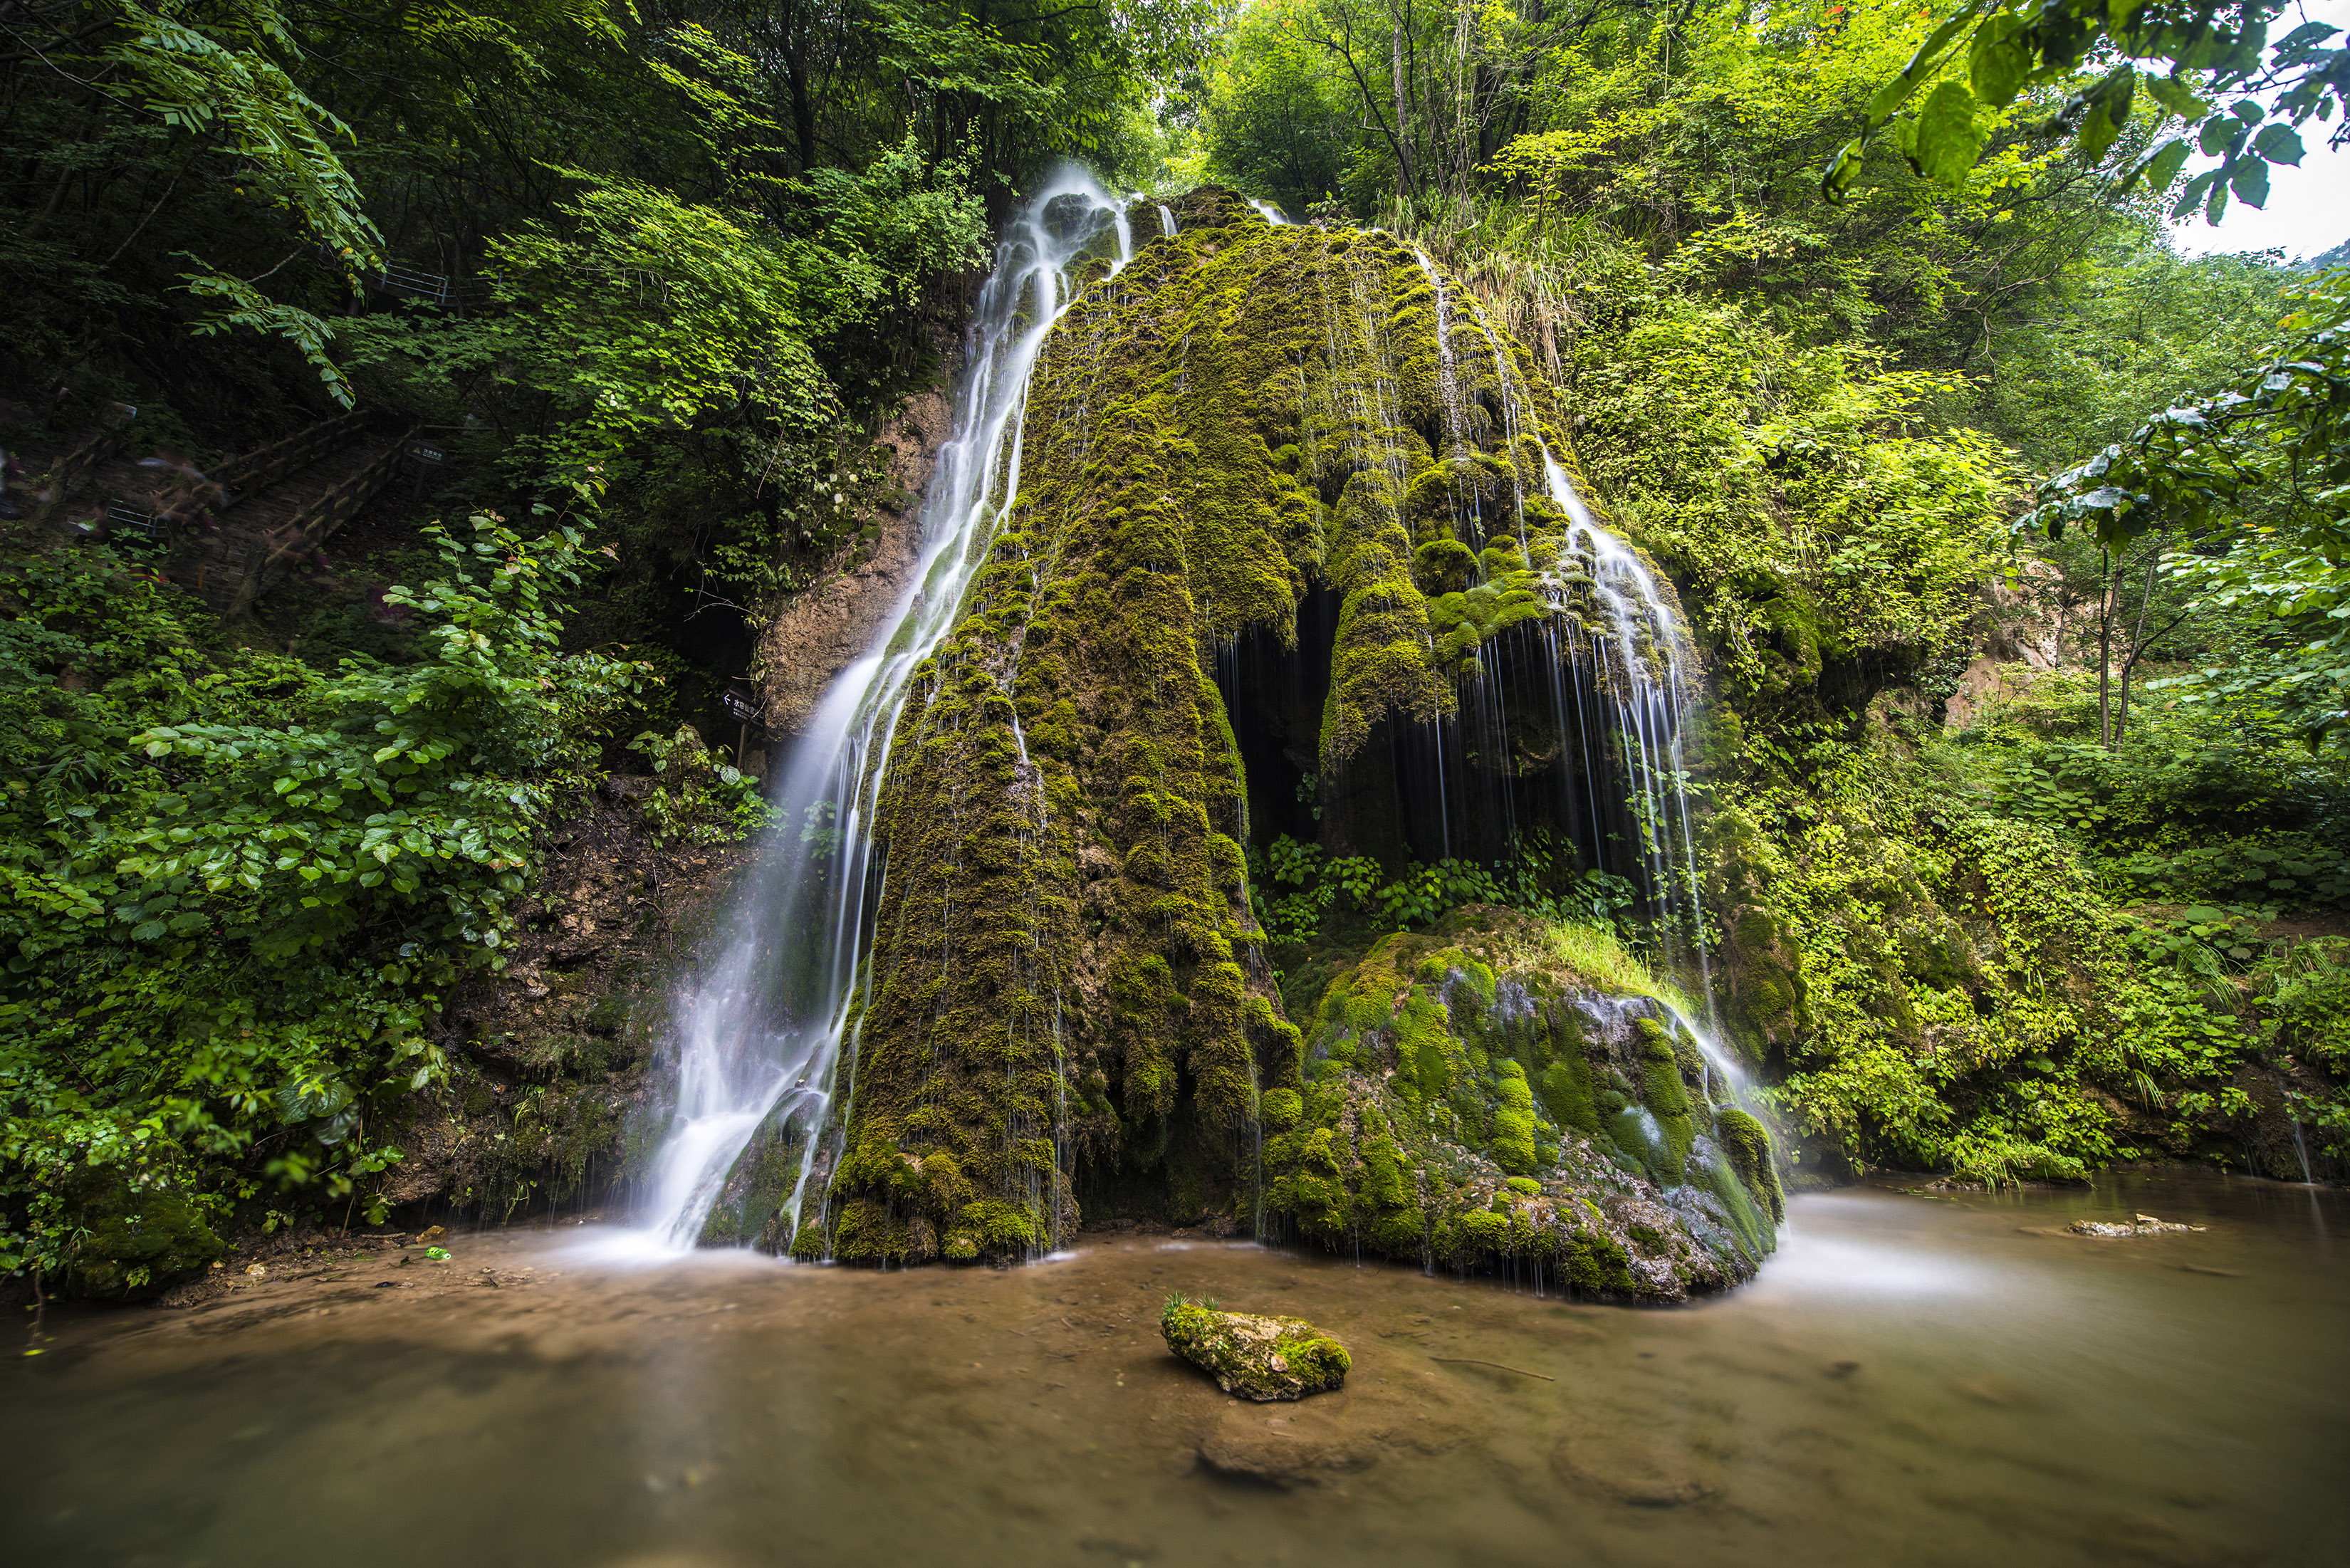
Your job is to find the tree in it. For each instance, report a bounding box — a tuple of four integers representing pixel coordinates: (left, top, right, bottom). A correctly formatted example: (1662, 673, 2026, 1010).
(1827, 0, 2349, 226)
(2030, 268, 2350, 743)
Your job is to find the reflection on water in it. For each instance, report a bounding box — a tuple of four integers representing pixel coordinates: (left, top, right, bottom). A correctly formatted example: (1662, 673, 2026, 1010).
(6, 1173, 2344, 1568)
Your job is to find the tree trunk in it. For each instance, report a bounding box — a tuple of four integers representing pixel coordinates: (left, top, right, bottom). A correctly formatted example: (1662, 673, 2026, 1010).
(784, 41, 818, 174)
(2114, 548, 2161, 746)
(1392, 23, 1414, 201)
(2097, 548, 2114, 749)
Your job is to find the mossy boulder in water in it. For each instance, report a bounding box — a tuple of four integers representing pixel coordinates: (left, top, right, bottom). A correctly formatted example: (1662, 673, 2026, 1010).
(1162, 1296, 1352, 1401)
(1264, 907, 1784, 1302)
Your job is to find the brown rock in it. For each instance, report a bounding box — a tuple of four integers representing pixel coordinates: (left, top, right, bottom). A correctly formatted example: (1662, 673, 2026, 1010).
(756, 389, 953, 737)
(1197, 1405, 1375, 1488)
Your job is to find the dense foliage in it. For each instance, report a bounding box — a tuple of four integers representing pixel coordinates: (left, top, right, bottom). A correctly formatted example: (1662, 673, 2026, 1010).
(4, 0, 2348, 1291)
(0, 516, 637, 1282)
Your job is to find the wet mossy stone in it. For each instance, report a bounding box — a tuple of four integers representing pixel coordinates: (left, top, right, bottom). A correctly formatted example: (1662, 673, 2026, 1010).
(823, 192, 1675, 1263)
(1162, 1297, 1352, 1401)
(1262, 907, 1782, 1300)
(63, 1171, 224, 1300)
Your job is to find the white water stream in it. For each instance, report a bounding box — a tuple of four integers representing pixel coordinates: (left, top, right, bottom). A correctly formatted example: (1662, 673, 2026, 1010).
(622, 172, 1142, 1254)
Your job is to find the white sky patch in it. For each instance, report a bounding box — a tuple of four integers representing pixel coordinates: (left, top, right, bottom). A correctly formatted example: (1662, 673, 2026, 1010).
(2171, 0, 2350, 259)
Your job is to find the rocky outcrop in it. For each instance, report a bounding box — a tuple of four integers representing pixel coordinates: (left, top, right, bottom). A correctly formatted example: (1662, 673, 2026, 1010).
(1162, 1297, 1352, 1401)
(370, 783, 748, 1216)
(1264, 906, 1782, 1301)
(756, 388, 955, 737)
(813, 189, 1684, 1268)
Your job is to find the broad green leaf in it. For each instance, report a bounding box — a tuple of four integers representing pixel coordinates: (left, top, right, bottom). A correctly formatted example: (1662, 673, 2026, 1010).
(1913, 80, 1989, 186)
(2252, 122, 2307, 164)
(1968, 25, 2030, 108)
(2229, 156, 2270, 209)
(2077, 67, 2135, 162)
(2144, 73, 2208, 119)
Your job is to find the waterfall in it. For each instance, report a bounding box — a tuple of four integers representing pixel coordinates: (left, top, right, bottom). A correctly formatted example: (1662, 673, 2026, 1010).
(1411, 245, 1740, 1097)
(1411, 249, 1468, 459)
(625, 170, 1139, 1254)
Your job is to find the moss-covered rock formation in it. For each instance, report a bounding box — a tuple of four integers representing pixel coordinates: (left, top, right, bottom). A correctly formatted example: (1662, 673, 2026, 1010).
(798, 191, 1771, 1286)
(1162, 1296, 1352, 1401)
(1266, 906, 1780, 1300)
(62, 1168, 225, 1300)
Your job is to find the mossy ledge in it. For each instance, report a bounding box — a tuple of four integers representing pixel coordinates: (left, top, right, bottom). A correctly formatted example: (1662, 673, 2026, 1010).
(788, 189, 1757, 1287)
(1270, 906, 1780, 1301)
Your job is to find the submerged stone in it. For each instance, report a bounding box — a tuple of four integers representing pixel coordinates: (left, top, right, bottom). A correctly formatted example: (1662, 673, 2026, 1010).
(2068, 1213, 2205, 1237)
(1162, 1297, 1351, 1401)
(1197, 1404, 1376, 1485)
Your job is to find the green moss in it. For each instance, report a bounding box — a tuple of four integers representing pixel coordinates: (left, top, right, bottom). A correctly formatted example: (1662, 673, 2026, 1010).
(1491, 1059, 1538, 1174)
(1716, 1107, 1786, 1222)
(1162, 1296, 1351, 1401)
(63, 1172, 223, 1300)
(1456, 1208, 1510, 1251)
(818, 196, 1768, 1275)
(1538, 1050, 1601, 1136)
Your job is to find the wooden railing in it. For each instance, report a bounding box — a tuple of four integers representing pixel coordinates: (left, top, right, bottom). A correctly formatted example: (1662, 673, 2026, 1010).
(26, 410, 137, 528)
(226, 429, 417, 615)
(212, 407, 371, 498)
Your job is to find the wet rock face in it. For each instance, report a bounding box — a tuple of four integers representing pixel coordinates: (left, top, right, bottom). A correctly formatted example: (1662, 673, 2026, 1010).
(756, 388, 953, 738)
(1264, 906, 1784, 1302)
(819, 189, 1667, 1266)
(1162, 1297, 1352, 1401)
(372, 790, 746, 1220)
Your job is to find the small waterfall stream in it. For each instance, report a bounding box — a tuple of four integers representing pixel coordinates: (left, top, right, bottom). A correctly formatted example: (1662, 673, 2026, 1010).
(626, 172, 1141, 1253)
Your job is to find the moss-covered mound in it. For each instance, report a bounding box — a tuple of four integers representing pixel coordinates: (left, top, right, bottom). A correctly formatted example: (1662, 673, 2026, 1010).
(62, 1170, 225, 1300)
(806, 189, 1705, 1269)
(1267, 906, 1780, 1301)
(1162, 1296, 1352, 1401)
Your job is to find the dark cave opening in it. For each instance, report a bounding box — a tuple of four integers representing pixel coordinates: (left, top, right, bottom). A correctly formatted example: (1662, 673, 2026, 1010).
(1211, 602, 1651, 889)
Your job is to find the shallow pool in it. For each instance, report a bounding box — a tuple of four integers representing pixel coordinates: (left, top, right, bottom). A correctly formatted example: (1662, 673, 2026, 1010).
(6, 1171, 2343, 1567)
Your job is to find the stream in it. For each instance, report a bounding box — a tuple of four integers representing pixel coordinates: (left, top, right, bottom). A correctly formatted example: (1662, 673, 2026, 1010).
(8, 1171, 2341, 1567)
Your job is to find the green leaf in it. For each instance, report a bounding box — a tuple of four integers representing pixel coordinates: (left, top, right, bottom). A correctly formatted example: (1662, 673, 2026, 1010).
(2121, 138, 2192, 196)
(2229, 156, 2270, 209)
(1967, 26, 2030, 108)
(2171, 168, 2222, 218)
(2076, 67, 2135, 162)
(1866, 2, 1988, 122)
(2252, 122, 2307, 166)
(2144, 73, 2207, 119)
(1913, 80, 1989, 186)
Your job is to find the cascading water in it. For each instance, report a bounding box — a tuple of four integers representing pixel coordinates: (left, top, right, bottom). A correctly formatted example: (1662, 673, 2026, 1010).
(626, 171, 1143, 1253)
(1411, 245, 1747, 1107)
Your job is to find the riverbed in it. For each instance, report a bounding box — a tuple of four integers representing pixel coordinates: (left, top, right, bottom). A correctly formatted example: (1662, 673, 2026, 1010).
(6, 1172, 2342, 1567)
